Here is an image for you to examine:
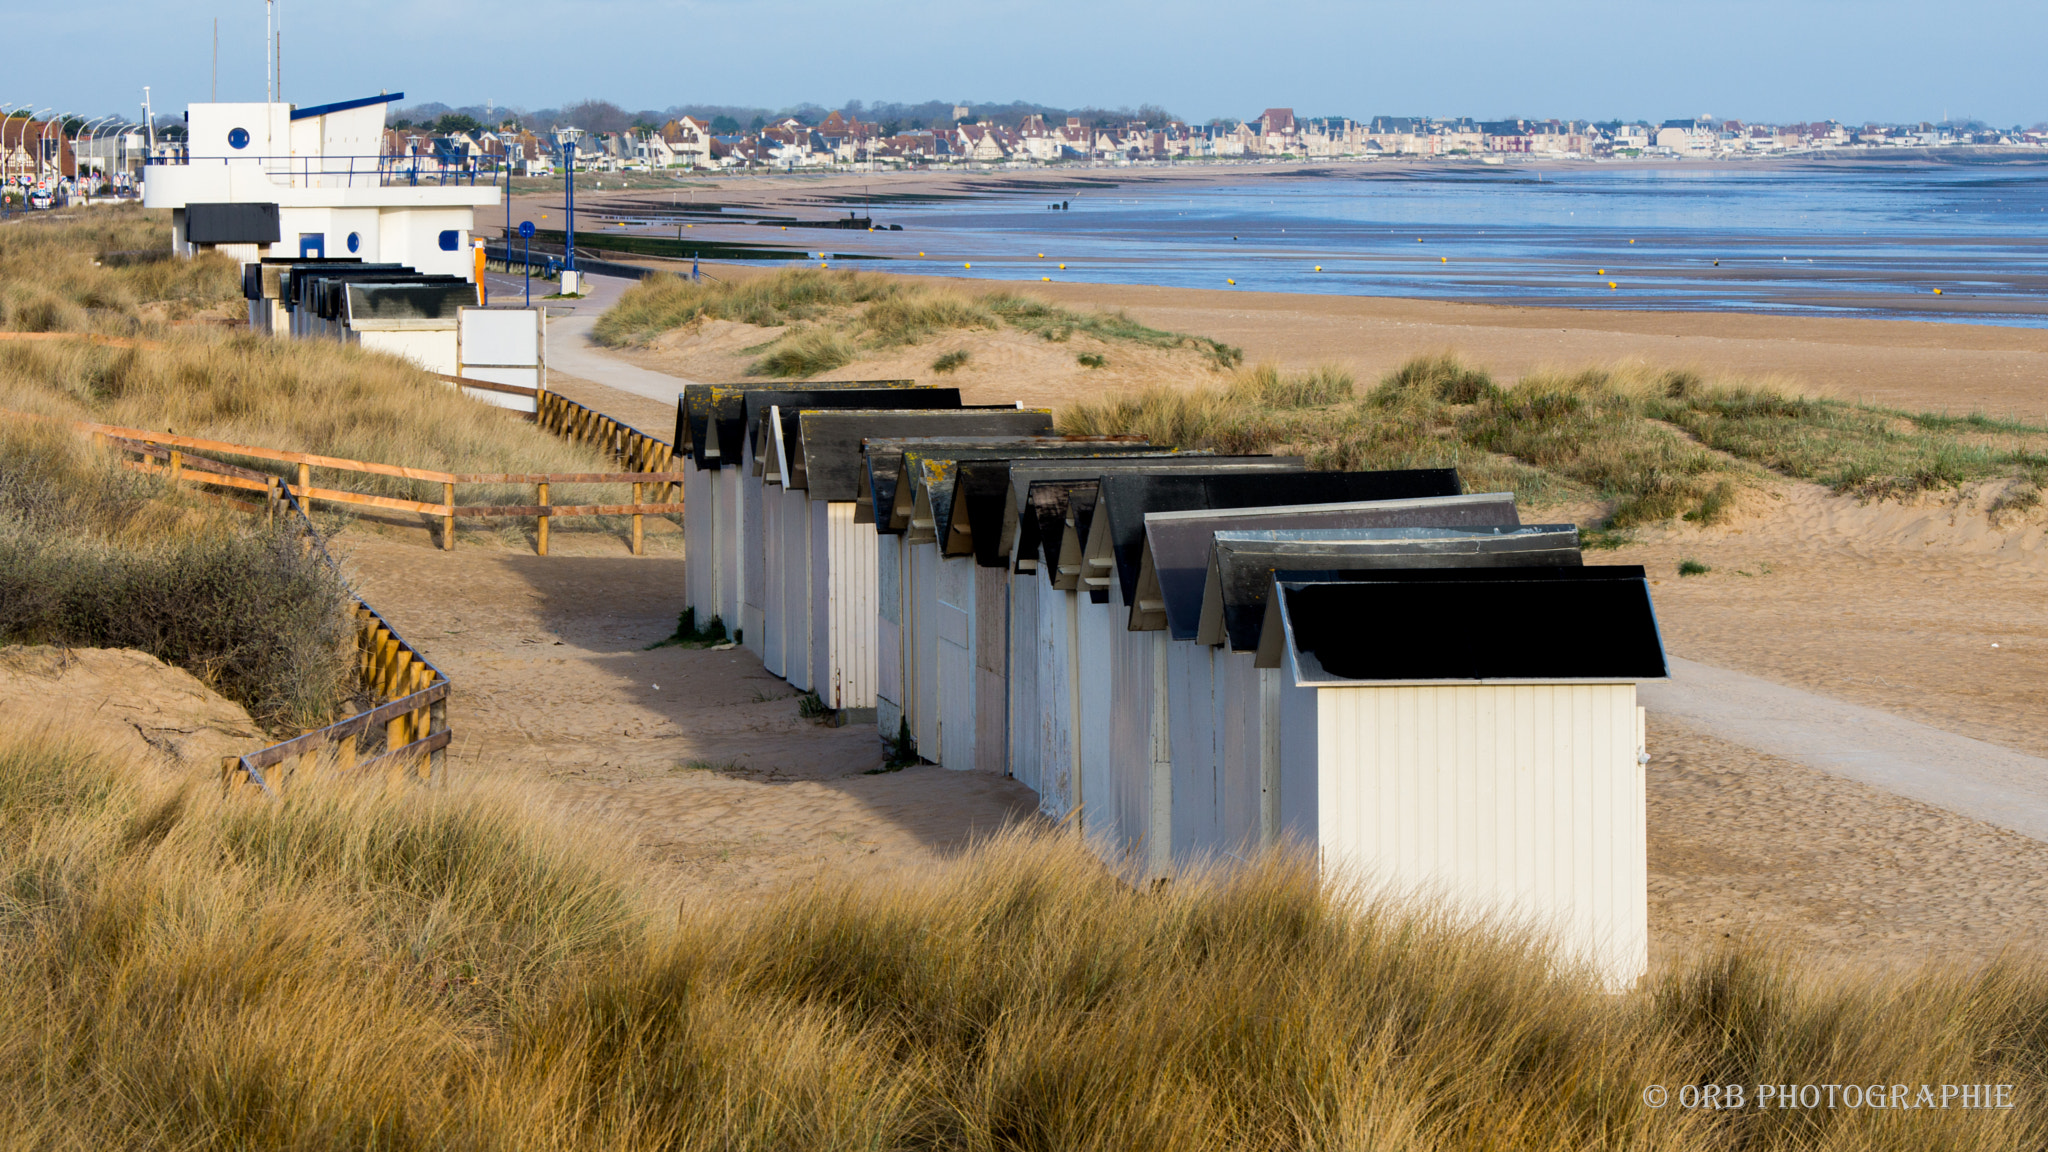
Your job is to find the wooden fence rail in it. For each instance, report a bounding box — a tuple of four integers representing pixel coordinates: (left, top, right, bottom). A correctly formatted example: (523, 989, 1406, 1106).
(219, 485, 452, 796)
(8, 409, 686, 556)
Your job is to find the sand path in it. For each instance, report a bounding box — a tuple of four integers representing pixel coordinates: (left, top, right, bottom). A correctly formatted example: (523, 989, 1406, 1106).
(1643, 656, 2048, 843)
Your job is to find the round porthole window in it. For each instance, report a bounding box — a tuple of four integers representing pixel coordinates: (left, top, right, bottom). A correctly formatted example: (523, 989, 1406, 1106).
(346, 232, 361, 253)
(227, 127, 250, 150)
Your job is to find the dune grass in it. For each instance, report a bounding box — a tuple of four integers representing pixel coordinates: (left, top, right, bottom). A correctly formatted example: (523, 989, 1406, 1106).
(1063, 354, 2048, 535)
(0, 421, 353, 731)
(0, 204, 241, 335)
(1, 724, 2043, 1150)
(593, 267, 1243, 376)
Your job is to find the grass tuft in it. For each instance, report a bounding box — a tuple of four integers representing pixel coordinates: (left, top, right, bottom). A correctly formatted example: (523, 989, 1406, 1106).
(930, 349, 970, 374)
(1679, 558, 1711, 576)
(747, 327, 857, 378)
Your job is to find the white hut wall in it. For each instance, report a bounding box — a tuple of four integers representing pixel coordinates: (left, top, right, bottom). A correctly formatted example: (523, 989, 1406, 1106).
(1314, 682, 1649, 988)
(1212, 650, 1267, 850)
(876, 533, 905, 737)
(1007, 569, 1041, 792)
(906, 542, 938, 755)
(974, 564, 1010, 774)
(933, 553, 977, 769)
(1035, 580, 1078, 822)
(777, 486, 812, 690)
(760, 485, 785, 678)
(740, 441, 767, 656)
(1166, 639, 1225, 863)
(808, 498, 832, 702)
(1075, 592, 1117, 846)
(824, 502, 878, 709)
(1108, 583, 1168, 875)
(1277, 670, 1320, 842)
(683, 464, 713, 622)
(717, 469, 743, 632)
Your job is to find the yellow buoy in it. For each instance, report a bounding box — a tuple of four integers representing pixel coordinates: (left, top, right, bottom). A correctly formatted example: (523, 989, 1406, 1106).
(1441, 257, 1447, 263)
(1933, 287, 1943, 295)
(1227, 278, 1236, 285)
(1629, 239, 1635, 244)
(1314, 265, 1322, 271)
(1058, 263, 1066, 269)
(1042, 276, 1050, 282)
(964, 263, 971, 269)
(1608, 281, 1618, 289)
(1597, 268, 1604, 275)
(1037, 253, 1045, 258)
(919, 251, 925, 256)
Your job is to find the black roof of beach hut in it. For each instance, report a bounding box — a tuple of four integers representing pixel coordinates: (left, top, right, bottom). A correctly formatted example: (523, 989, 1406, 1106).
(1093, 469, 1465, 606)
(744, 387, 961, 475)
(895, 440, 1155, 544)
(1197, 525, 1583, 650)
(1006, 458, 1306, 576)
(674, 380, 917, 468)
(1267, 565, 1669, 682)
(1129, 492, 1522, 635)
(783, 405, 1039, 492)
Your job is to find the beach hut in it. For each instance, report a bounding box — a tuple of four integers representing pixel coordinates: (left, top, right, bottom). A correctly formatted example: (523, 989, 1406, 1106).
(674, 381, 918, 648)
(994, 458, 1303, 816)
(894, 440, 1176, 772)
(734, 385, 956, 665)
(1263, 566, 1668, 988)
(1076, 469, 1472, 876)
(1151, 524, 1587, 861)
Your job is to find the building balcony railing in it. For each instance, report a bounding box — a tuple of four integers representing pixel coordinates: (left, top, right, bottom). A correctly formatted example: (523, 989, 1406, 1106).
(141, 152, 518, 188)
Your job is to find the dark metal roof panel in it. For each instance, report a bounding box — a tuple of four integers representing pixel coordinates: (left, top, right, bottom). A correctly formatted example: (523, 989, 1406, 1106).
(1134, 493, 1522, 636)
(1199, 525, 1583, 649)
(1098, 469, 1464, 606)
(1271, 566, 1668, 683)
(1001, 456, 1302, 572)
(290, 92, 403, 120)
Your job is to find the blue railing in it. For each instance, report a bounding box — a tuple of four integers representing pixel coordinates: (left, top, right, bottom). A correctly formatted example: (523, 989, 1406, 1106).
(140, 152, 521, 188)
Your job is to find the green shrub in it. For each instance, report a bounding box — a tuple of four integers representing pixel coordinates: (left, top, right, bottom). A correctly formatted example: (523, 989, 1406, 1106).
(930, 349, 970, 374)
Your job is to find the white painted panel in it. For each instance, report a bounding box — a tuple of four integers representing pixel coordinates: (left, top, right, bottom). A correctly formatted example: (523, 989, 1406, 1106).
(1214, 651, 1263, 852)
(1075, 592, 1116, 848)
(1008, 570, 1040, 794)
(1168, 640, 1222, 864)
(1316, 683, 1647, 989)
(719, 465, 745, 632)
(457, 306, 540, 367)
(974, 564, 1009, 775)
(780, 487, 812, 690)
(876, 534, 903, 736)
(357, 329, 458, 375)
(809, 498, 831, 702)
(740, 440, 766, 658)
(908, 544, 939, 756)
(825, 503, 877, 709)
(683, 464, 711, 622)
(760, 481, 785, 678)
(1107, 582, 1158, 870)
(1038, 580, 1077, 823)
(1277, 670, 1319, 843)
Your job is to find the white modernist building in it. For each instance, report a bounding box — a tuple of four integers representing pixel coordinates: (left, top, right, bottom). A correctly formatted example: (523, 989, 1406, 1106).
(144, 93, 498, 278)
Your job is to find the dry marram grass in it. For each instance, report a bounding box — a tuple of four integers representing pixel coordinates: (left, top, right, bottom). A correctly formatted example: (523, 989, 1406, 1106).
(1, 725, 2042, 1150)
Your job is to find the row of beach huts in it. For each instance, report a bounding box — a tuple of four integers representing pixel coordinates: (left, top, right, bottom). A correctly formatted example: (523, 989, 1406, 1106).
(675, 380, 1669, 986)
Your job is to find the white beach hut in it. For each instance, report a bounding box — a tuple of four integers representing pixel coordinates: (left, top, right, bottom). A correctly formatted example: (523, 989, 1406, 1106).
(1153, 524, 1588, 861)
(995, 458, 1303, 812)
(1262, 566, 1669, 988)
(734, 384, 954, 667)
(1075, 469, 1474, 876)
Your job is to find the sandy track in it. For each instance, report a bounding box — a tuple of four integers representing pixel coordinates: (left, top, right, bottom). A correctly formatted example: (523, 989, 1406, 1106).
(336, 532, 1039, 899)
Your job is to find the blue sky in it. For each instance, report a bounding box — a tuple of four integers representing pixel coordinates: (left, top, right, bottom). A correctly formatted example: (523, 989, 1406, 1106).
(13, 0, 2045, 126)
